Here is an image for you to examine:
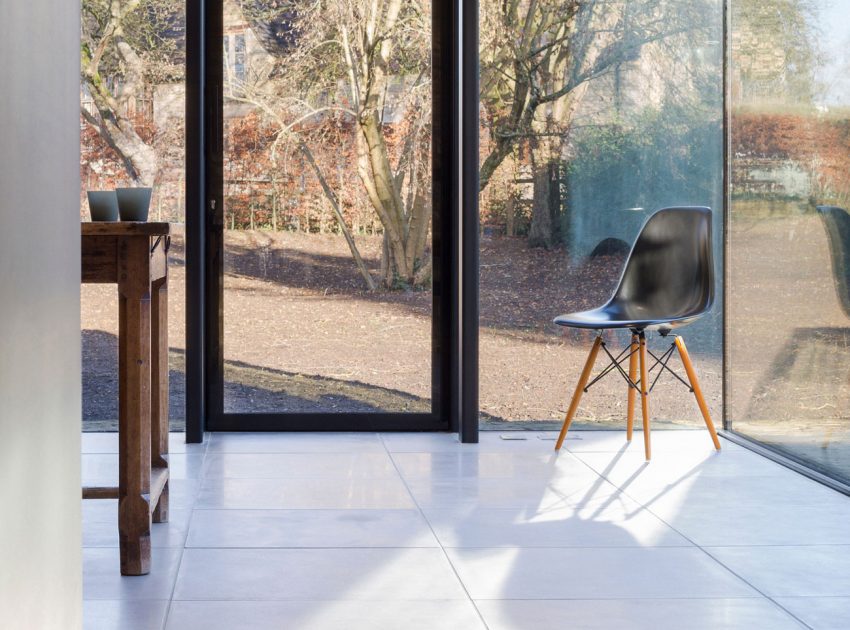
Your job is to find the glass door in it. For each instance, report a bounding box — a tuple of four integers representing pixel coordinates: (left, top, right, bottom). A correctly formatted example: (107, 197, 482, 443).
(205, 0, 453, 431)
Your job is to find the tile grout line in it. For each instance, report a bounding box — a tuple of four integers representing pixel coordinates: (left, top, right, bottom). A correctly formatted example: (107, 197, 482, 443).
(567, 437, 814, 630)
(160, 432, 211, 630)
(379, 433, 492, 630)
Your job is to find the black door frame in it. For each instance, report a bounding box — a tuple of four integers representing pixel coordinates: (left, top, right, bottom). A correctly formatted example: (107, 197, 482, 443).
(185, 0, 478, 439)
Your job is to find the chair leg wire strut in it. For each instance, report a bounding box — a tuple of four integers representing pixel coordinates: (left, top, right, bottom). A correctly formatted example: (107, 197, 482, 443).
(554, 331, 721, 460)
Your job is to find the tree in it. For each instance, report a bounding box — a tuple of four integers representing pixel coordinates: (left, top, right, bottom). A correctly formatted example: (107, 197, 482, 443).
(731, 0, 819, 105)
(81, 0, 182, 185)
(479, 0, 718, 247)
(235, 0, 433, 289)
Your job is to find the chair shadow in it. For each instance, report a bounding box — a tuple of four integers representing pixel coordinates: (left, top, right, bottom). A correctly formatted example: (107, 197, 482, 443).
(432, 440, 714, 619)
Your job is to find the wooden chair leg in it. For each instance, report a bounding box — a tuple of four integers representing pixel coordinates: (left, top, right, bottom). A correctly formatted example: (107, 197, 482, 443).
(555, 335, 603, 451)
(638, 332, 651, 461)
(674, 336, 721, 451)
(627, 333, 638, 442)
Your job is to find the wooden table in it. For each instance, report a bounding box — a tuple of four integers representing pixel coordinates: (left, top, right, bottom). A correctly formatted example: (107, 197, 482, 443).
(81, 222, 171, 575)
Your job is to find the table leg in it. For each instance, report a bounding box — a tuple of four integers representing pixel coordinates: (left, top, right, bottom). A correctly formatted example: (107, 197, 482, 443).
(151, 275, 169, 523)
(118, 239, 153, 576)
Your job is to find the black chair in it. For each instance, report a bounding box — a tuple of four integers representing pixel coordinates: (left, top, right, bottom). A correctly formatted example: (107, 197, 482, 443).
(816, 205, 850, 319)
(553, 206, 721, 460)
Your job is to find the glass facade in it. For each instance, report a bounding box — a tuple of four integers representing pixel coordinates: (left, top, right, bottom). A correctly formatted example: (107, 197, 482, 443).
(220, 2, 433, 415)
(728, 0, 850, 484)
(477, 0, 724, 429)
(74, 0, 850, 488)
(80, 0, 186, 431)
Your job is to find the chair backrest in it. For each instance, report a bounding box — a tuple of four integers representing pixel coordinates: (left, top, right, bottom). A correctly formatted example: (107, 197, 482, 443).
(608, 206, 714, 323)
(817, 205, 850, 318)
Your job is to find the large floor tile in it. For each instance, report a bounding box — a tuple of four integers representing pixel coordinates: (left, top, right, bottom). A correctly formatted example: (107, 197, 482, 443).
(165, 454, 206, 480)
(207, 432, 386, 453)
(576, 452, 843, 507)
(706, 546, 850, 597)
(81, 433, 122, 454)
(405, 473, 621, 510)
(82, 453, 204, 486)
(84, 547, 182, 600)
(575, 451, 833, 502)
(654, 496, 850, 547)
(167, 478, 202, 510)
(424, 502, 690, 548)
(446, 547, 756, 600)
(84, 600, 170, 630)
(202, 452, 397, 479)
(83, 501, 191, 549)
(774, 596, 850, 630)
(173, 548, 468, 601)
(382, 432, 564, 453)
(575, 448, 792, 482)
(196, 477, 415, 509)
(392, 451, 594, 480)
(81, 454, 121, 487)
(166, 600, 485, 630)
(186, 509, 438, 548)
(558, 430, 742, 454)
(575, 453, 850, 546)
(475, 598, 804, 630)
(82, 432, 206, 454)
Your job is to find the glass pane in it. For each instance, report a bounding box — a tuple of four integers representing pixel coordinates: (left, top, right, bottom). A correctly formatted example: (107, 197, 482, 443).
(81, 0, 186, 432)
(728, 0, 850, 483)
(478, 1, 724, 429)
(222, 1, 433, 414)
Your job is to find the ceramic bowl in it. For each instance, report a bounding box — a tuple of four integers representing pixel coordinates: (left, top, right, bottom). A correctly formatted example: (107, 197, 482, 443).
(87, 190, 119, 221)
(116, 187, 153, 222)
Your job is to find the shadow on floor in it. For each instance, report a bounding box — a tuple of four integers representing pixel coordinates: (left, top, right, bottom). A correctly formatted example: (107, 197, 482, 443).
(84, 329, 497, 431)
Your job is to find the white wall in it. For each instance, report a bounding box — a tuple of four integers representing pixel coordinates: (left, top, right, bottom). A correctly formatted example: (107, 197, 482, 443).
(0, 1, 83, 628)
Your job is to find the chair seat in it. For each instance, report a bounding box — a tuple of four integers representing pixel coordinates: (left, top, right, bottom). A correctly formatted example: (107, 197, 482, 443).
(553, 305, 703, 330)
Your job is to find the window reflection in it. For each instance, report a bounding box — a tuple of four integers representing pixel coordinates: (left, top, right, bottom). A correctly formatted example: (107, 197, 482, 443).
(477, 0, 724, 428)
(728, 0, 850, 484)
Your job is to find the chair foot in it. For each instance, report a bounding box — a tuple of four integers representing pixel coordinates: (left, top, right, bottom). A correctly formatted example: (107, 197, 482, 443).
(555, 335, 603, 451)
(626, 333, 638, 442)
(638, 332, 651, 461)
(674, 336, 721, 451)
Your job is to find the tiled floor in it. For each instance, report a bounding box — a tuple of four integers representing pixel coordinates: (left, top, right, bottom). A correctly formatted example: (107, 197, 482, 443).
(82, 430, 850, 629)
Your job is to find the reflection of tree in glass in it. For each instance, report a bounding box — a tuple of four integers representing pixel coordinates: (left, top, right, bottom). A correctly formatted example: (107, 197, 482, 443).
(80, 0, 725, 288)
(479, 0, 721, 249)
(731, 0, 819, 106)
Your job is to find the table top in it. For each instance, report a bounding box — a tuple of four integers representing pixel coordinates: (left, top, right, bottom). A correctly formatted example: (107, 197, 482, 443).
(81, 222, 174, 237)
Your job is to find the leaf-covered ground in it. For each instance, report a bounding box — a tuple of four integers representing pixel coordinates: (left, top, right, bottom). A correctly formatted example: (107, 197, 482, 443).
(82, 230, 722, 431)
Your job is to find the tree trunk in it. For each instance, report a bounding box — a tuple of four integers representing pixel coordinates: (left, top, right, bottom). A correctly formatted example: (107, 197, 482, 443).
(335, 1, 430, 288)
(505, 195, 516, 236)
(300, 142, 377, 290)
(527, 160, 562, 248)
(81, 0, 158, 185)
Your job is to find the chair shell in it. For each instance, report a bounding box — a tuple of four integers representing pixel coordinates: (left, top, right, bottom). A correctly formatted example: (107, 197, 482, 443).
(816, 205, 850, 319)
(554, 206, 714, 331)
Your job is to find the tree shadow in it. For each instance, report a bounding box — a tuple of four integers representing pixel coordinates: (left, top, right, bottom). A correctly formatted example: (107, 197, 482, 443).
(740, 326, 850, 481)
(424, 441, 721, 620)
(83, 329, 502, 431)
(82, 330, 186, 430)
(219, 231, 631, 340)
